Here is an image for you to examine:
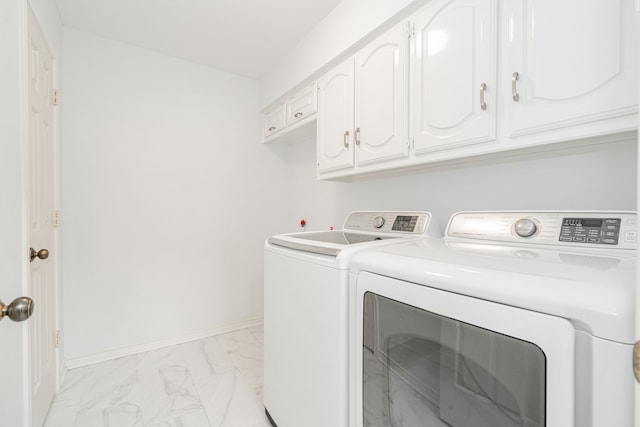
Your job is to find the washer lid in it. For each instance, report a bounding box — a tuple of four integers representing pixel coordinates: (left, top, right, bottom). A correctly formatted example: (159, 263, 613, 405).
(279, 231, 399, 245)
(268, 231, 399, 256)
(267, 211, 439, 258)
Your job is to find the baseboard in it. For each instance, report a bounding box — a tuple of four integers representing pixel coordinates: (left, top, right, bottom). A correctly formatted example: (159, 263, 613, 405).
(65, 316, 264, 370)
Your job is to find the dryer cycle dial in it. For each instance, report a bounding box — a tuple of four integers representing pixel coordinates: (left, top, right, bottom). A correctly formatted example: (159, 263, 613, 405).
(372, 216, 386, 229)
(513, 218, 538, 238)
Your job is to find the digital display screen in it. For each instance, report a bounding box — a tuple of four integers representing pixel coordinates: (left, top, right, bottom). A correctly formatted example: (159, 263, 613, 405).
(392, 216, 418, 232)
(562, 218, 603, 228)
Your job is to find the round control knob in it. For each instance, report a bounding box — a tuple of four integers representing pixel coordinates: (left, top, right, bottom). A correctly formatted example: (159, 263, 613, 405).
(372, 216, 385, 229)
(513, 218, 538, 238)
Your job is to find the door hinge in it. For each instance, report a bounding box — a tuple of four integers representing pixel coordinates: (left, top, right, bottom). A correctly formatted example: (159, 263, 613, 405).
(53, 209, 60, 227)
(55, 330, 62, 348)
(51, 89, 59, 106)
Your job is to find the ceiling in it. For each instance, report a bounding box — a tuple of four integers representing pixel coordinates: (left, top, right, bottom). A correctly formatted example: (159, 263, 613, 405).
(54, 0, 343, 79)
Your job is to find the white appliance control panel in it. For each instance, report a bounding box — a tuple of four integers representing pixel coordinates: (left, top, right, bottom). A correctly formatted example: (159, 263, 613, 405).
(343, 211, 432, 235)
(447, 211, 637, 250)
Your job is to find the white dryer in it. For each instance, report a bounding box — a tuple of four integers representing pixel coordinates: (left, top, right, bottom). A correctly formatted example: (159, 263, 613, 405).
(349, 211, 636, 427)
(264, 211, 440, 427)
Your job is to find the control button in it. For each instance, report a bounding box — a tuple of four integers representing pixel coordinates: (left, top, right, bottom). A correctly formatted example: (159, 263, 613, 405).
(372, 216, 385, 229)
(513, 218, 537, 238)
(604, 231, 617, 237)
(602, 238, 616, 245)
(559, 236, 573, 242)
(587, 237, 600, 243)
(625, 231, 637, 243)
(573, 236, 586, 243)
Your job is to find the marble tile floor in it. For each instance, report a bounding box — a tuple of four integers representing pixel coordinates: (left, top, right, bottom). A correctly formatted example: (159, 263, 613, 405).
(44, 325, 271, 427)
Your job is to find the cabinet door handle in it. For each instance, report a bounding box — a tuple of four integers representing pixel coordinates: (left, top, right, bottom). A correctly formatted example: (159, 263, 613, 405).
(355, 128, 361, 146)
(343, 131, 350, 148)
(479, 83, 487, 110)
(294, 112, 303, 118)
(512, 72, 520, 102)
(268, 126, 276, 132)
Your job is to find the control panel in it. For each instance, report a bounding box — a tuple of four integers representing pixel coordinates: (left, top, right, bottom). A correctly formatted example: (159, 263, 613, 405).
(343, 211, 433, 235)
(559, 218, 621, 245)
(447, 211, 637, 249)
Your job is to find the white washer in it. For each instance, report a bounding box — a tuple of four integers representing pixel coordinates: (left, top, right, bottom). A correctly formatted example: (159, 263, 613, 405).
(349, 211, 636, 427)
(264, 211, 440, 427)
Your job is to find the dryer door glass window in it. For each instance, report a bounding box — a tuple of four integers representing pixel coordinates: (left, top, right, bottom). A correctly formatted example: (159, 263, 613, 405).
(362, 292, 546, 427)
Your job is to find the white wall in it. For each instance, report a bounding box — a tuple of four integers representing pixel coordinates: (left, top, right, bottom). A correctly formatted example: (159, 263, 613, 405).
(286, 138, 637, 233)
(28, 0, 62, 57)
(61, 29, 292, 362)
(259, 0, 421, 109)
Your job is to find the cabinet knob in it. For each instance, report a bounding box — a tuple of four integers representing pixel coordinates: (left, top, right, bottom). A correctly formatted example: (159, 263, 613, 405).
(294, 112, 303, 118)
(268, 126, 277, 132)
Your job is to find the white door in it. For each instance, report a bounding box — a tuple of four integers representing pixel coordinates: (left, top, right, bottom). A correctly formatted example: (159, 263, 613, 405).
(507, 0, 638, 137)
(635, 32, 640, 426)
(28, 8, 58, 427)
(0, 0, 26, 420)
(636, 134, 640, 427)
(412, 0, 497, 154)
(354, 22, 409, 165)
(317, 58, 355, 173)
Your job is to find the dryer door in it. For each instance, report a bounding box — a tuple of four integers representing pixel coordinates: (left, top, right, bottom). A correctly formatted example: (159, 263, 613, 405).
(354, 272, 575, 427)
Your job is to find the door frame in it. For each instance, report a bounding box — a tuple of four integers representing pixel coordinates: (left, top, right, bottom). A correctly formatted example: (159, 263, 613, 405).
(27, 5, 61, 426)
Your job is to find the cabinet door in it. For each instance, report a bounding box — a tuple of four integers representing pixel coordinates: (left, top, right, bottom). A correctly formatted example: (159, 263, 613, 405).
(317, 59, 355, 173)
(263, 103, 286, 138)
(287, 82, 317, 126)
(355, 23, 409, 165)
(412, 0, 498, 154)
(507, 0, 638, 137)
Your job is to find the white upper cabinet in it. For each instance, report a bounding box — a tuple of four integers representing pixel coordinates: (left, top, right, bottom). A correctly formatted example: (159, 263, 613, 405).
(317, 58, 355, 173)
(354, 23, 409, 165)
(317, 22, 409, 176)
(311, 0, 637, 179)
(287, 82, 317, 127)
(412, 0, 498, 154)
(263, 81, 318, 143)
(506, 0, 638, 137)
